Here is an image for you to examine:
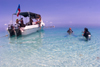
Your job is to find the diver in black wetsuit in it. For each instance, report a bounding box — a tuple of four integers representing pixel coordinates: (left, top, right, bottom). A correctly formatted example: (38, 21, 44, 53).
(82, 28, 91, 40)
(67, 28, 73, 34)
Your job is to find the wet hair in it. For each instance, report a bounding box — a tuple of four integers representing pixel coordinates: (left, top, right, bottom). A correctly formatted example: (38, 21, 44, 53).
(85, 28, 88, 32)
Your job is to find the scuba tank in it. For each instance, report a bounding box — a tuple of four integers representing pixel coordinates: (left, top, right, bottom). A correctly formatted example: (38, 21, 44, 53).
(88, 35, 91, 40)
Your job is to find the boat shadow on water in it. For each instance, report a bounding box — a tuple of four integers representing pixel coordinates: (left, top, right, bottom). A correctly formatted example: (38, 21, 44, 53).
(8, 31, 44, 50)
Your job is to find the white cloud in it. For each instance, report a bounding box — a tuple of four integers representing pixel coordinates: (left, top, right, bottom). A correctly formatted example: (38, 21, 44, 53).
(4, 24, 7, 25)
(50, 22, 52, 23)
(69, 21, 72, 24)
(10, 20, 13, 23)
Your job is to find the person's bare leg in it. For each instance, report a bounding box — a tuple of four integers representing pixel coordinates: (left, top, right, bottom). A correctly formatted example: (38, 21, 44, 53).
(39, 24, 41, 29)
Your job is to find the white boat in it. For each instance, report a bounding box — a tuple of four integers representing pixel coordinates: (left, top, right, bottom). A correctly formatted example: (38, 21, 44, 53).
(7, 12, 45, 36)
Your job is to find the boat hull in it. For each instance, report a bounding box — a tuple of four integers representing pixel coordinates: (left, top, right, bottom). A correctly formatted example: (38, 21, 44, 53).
(21, 27, 40, 35)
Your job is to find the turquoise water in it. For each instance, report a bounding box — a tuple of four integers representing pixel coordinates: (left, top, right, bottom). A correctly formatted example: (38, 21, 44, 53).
(0, 27, 100, 67)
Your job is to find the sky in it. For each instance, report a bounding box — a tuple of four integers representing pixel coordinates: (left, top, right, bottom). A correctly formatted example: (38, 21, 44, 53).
(0, 0, 100, 30)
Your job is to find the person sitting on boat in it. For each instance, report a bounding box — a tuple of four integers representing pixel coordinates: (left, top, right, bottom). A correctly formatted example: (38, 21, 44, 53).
(82, 28, 91, 40)
(67, 28, 73, 34)
(20, 18, 25, 27)
(16, 19, 19, 24)
(15, 19, 20, 29)
(36, 15, 41, 29)
(29, 18, 33, 25)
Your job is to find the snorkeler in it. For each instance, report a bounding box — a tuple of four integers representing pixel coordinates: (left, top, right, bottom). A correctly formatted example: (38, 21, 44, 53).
(67, 28, 73, 34)
(82, 28, 91, 40)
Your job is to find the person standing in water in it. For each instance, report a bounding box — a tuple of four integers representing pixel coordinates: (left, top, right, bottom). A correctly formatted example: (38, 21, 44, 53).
(67, 28, 73, 34)
(82, 28, 91, 40)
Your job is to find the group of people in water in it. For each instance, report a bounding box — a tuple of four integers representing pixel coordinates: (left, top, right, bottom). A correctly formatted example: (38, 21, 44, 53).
(67, 27, 91, 41)
(16, 15, 41, 29)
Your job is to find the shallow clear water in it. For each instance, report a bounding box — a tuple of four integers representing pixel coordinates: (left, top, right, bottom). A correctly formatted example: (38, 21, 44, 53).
(0, 27, 100, 67)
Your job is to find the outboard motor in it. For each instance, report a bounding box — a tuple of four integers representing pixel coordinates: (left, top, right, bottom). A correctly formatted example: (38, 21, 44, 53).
(14, 24, 21, 36)
(8, 24, 15, 36)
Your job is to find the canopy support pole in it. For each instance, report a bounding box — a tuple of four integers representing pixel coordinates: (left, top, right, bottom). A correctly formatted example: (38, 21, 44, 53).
(12, 14, 13, 24)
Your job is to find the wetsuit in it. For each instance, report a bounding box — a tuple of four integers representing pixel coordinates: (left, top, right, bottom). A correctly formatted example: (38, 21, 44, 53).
(67, 30, 73, 34)
(83, 31, 91, 40)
